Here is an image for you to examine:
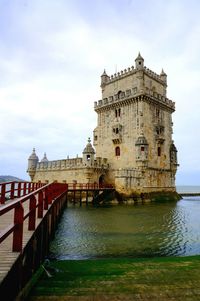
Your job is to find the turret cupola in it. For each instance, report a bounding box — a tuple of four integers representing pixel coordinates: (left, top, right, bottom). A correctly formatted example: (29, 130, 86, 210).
(27, 148, 39, 181)
(101, 69, 109, 88)
(135, 52, 144, 69)
(82, 138, 95, 166)
(41, 152, 48, 163)
(160, 68, 167, 84)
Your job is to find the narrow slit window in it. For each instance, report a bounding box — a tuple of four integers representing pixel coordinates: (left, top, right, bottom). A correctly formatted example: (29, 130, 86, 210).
(158, 147, 161, 157)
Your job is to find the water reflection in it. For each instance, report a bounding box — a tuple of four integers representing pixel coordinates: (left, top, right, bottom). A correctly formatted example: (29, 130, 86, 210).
(50, 198, 200, 259)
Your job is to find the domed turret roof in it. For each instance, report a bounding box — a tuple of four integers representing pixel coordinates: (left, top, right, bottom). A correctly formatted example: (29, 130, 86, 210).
(135, 135, 148, 146)
(160, 68, 167, 76)
(83, 138, 95, 154)
(135, 52, 144, 61)
(28, 148, 39, 161)
(41, 152, 48, 162)
(101, 69, 108, 77)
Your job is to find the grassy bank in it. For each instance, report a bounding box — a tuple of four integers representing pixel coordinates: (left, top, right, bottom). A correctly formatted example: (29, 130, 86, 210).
(28, 256, 200, 300)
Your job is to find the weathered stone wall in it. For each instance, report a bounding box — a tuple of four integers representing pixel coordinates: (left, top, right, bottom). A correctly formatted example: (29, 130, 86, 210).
(33, 166, 105, 184)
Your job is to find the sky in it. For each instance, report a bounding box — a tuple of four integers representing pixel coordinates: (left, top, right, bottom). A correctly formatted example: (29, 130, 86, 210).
(0, 0, 200, 185)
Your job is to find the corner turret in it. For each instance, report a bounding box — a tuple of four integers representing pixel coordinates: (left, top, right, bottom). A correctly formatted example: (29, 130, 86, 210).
(135, 52, 144, 69)
(101, 69, 109, 89)
(135, 133, 149, 167)
(82, 138, 95, 166)
(160, 68, 167, 84)
(170, 141, 178, 169)
(27, 148, 39, 181)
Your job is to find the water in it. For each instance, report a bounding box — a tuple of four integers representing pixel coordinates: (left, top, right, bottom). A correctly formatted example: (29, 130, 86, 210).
(176, 185, 200, 193)
(50, 197, 200, 260)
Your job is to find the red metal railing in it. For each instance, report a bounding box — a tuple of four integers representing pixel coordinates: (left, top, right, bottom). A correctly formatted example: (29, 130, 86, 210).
(0, 182, 68, 252)
(0, 181, 45, 204)
(67, 183, 114, 190)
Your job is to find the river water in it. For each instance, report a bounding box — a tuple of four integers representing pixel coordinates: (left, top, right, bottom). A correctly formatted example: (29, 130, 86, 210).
(49, 196, 200, 260)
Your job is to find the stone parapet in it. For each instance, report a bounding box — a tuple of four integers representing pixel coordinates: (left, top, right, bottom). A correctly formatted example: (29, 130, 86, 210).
(100, 65, 165, 85)
(36, 157, 109, 171)
(94, 93, 175, 111)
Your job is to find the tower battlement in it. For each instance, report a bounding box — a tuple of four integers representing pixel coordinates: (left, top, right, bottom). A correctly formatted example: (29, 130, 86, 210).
(36, 156, 108, 171)
(101, 65, 166, 86)
(94, 91, 175, 111)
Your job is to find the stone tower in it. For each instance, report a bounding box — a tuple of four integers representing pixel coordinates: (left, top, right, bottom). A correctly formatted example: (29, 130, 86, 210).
(93, 53, 178, 195)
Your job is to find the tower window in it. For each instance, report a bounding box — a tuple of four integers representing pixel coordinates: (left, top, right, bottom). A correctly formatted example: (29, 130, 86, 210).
(115, 108, 121, 118)
(157, 147, 161, 157)
(141, 146, 144, 152)
(87, 155, 91, 161)
(115, 146, 120, 156)
(156, 108, 160, 118)
(117, 90, 122, 99)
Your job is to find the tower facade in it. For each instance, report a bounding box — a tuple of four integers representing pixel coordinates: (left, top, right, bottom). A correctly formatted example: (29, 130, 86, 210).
(93, 53, 178, 195)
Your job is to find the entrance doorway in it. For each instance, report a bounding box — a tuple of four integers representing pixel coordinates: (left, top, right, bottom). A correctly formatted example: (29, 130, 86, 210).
(99, 175, 104, 186)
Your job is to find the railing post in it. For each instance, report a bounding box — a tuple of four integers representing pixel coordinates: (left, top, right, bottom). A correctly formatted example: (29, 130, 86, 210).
(44, 187, 49, 210)
(23, 182, 27, 196)
(0, 183, 6, 204)
(13, 202, 24, 252)
(48, 185, 53, 205)
(28, 195, 36, 231)
(10, 182, 15, 199)
(28, 182, 31, 193)
(38, 191, 44, 218)
(17, 182, 21, 198)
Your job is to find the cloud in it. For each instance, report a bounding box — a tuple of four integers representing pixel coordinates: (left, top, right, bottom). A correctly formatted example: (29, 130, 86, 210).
(0, 0, 199, 185)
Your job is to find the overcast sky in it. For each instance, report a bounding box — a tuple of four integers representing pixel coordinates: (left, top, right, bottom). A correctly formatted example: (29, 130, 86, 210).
(0, 0, 199, 185)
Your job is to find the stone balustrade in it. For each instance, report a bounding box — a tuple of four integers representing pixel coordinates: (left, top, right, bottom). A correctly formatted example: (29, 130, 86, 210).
(36, 157, 108, 171)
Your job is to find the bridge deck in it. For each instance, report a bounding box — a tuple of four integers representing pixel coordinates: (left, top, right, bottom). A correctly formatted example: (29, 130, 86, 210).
(0, 199, 48, 285)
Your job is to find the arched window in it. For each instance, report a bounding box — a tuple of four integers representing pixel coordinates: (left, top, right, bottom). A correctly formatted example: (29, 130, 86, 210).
(117, 90, 122, 99)
(115, 146, 120, 156)
(157, 147, 161, 157)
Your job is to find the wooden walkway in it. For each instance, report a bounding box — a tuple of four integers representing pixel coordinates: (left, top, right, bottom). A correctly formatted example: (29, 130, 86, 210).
(0, 181, 114, 299)
(0, 198, 47, 285)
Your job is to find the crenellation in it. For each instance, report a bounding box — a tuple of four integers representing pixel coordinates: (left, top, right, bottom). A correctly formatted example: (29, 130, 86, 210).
(94, 90, 174, 111)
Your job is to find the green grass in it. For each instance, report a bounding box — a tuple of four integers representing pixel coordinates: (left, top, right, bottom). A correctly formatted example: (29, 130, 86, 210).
(28, 256, 200, 300)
